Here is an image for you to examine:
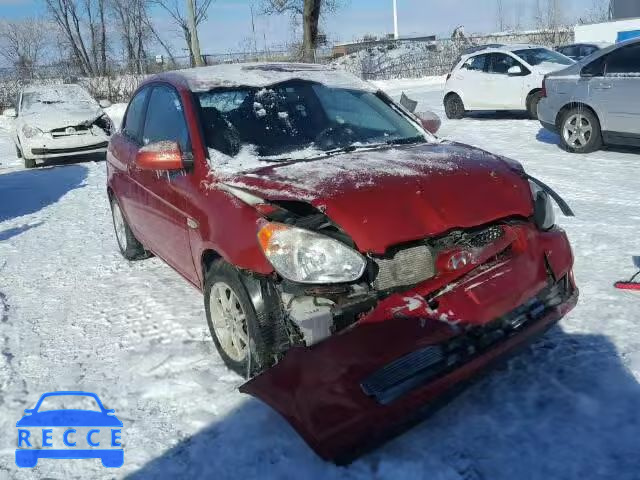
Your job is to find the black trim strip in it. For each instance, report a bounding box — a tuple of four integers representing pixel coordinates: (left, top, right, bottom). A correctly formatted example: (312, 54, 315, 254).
(31, 142, 108, 155)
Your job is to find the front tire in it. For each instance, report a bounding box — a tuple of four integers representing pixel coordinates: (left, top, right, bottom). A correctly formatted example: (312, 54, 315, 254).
(24, 156, 35, 169)
(204, 261, 271, 377)
(527, 91, 543, 120)
(560, 107, 602, 154)
(444, 93, 465, 120)
(109, 196, 150, 260)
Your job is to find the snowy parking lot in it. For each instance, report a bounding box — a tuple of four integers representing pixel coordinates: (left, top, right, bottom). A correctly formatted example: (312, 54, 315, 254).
(0, 78, 639, 479)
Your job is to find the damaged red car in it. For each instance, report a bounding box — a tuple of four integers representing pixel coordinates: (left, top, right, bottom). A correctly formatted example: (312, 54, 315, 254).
(106, 63, 578, 463)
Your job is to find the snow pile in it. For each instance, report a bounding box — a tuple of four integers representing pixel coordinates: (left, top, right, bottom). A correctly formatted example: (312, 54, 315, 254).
(105, 103, 128, 131)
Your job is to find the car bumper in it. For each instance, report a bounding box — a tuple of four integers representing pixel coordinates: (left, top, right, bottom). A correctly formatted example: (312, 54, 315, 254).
(537, 99, 558, 133)
(23, 134, 109, 160)
(240, 224, 577, 462)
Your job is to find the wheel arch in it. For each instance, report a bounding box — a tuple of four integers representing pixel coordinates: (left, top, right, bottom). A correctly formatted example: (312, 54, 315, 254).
(201, 249, 222, 282)
(526, 88, 542, 100)
(555, 102, 601, 130)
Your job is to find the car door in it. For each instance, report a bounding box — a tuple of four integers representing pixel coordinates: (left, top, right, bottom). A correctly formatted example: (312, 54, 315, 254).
(131, 84, 199, 283)
(454, 53, 491, 109)
(109, 87, 150, 239)
(590, 43, 640, 136)
(485, 53, 529, 110)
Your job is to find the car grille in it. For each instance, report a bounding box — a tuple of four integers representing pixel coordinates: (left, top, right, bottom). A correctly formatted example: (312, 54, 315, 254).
(51, 125, 91, 137)
(373, 245, 436, 291)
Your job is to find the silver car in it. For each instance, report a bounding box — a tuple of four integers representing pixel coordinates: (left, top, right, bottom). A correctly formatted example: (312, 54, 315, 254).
(538, 38, 640, 153)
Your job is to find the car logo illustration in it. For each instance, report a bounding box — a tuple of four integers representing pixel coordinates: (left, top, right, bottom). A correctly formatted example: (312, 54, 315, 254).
(16, 391, 123, 468)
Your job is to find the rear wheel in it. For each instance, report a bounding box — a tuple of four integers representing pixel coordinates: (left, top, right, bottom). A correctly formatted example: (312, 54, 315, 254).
(444, 93, 465, 120)
(560, 108, 602, 154)
(526, 91, 543, 120)
(109, 196, 150, 260)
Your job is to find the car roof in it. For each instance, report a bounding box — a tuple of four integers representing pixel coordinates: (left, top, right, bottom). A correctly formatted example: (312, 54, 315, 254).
(149, 62, 376, 93)
(459, 43, 547, 59)
(558, 42, 611, 49)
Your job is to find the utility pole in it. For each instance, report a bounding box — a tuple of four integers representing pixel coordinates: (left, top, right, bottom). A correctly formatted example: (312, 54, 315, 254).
(186, 0, 204, 66)
(393, 0, 399, 39)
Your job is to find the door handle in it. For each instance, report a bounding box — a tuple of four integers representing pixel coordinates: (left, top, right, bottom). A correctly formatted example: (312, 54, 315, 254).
(595, 83, 612, 89)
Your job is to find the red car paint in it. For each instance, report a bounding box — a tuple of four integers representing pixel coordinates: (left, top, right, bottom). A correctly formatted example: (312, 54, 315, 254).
(107, 66, 577, 462)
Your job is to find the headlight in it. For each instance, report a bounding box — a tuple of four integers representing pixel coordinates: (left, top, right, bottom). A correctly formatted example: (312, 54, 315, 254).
(529, 180, 555, 230)
(258, 222, 366, 284)
(22, 124, 43, 138)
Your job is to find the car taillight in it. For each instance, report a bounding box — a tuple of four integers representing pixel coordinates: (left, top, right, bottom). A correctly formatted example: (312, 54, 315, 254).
(541, 78, 547, 98)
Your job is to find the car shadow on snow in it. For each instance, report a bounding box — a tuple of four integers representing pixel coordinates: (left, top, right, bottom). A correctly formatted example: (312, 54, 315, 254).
(37, 152, 106, 168)
(537, 127, 640, 155)
(0, 221, 44, 241)
(0, 165, 87, 222)
(465, 111, 531, 121)
(127, 327, 640, 479)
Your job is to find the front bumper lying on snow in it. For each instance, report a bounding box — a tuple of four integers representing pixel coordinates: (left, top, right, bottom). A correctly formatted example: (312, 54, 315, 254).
(240, 224, 578, 462)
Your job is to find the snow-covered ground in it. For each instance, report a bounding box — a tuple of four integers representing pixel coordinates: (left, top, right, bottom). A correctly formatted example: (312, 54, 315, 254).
(1, 79, 639, 479)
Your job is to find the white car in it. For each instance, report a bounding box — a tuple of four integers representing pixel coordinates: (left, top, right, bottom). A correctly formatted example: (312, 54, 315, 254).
(3, 84, 114, 168)
(443, 44, 574, 120)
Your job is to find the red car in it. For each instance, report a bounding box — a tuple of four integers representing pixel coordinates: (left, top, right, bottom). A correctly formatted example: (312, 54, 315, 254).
(106, 63, 578, 462)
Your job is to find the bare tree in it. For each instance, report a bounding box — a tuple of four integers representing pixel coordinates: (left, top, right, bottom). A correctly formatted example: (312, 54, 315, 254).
(577, 0, 611, 24)
(0, 18, 50, 78)
(153, 0, 214, 66)
(262, 0, 341, 62)
(110, 0, 153, 74)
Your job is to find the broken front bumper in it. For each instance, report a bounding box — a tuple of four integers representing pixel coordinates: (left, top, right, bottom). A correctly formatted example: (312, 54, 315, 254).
(240, 224, 578, 462)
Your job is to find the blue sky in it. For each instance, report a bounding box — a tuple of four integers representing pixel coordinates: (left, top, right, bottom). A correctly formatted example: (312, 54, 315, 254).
(1, 0, 603, 54)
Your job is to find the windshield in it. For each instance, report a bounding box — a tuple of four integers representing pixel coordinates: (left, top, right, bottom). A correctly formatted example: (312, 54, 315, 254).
(196, 80, 426, 162)
(513, 48, 574, 66)
(21, 86, 97, 113)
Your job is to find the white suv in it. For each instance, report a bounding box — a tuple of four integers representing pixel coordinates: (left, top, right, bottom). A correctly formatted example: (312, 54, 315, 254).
(444, 44, 574, 120)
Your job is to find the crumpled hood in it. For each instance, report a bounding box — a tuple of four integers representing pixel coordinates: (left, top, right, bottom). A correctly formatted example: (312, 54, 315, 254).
(20, 105, 103, 132)
(222, 143, 534, 254)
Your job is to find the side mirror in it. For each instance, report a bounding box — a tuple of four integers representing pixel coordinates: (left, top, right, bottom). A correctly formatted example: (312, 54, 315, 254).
(416, 111, 441, 134)
(507, 65, 523, 76)
(136, 141, 184, 171)
(99, 99, 112, 109)
(3, 108, 17, 118)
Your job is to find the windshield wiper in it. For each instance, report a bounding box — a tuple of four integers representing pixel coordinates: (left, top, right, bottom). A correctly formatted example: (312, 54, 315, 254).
(385, 135, 427, 146)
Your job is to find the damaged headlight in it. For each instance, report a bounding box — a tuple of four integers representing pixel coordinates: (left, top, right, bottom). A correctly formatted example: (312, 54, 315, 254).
(529, 180, 555, 230)
(22, 124, 43, 138)
(258, 222, 366, 284)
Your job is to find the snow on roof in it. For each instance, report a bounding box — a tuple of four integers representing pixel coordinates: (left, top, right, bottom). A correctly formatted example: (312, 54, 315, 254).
(176, 62, 376, 92)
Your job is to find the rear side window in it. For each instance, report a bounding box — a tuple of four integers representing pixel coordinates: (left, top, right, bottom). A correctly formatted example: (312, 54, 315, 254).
(605, 44, 640, 75)
(559, 46, 578, 58)
(582, 46, 599, 57)
(462, 54, 488, 72)
(122, 89, 149, 142)
(143, 86, 190, 152)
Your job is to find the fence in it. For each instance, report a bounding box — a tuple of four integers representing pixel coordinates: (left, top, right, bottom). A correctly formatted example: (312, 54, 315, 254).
(336, 28, 575, 80)
(0, 29, 574, 109)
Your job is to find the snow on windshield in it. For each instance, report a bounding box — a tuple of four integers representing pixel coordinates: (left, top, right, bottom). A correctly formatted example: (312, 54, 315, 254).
(22, 85, 97, 113)
(199, 80, 427, 172)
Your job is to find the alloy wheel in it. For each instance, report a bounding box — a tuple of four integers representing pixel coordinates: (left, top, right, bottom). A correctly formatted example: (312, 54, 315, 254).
(563, 113, 593, 149)
(209, 282, 249, 362)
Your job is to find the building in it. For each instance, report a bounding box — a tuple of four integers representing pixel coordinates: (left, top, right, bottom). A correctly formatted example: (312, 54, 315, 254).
(610, 0, 640, 20)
